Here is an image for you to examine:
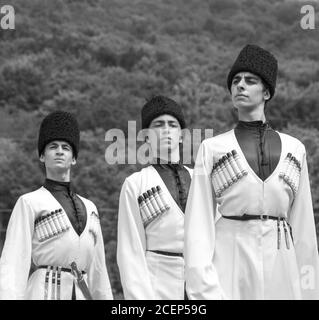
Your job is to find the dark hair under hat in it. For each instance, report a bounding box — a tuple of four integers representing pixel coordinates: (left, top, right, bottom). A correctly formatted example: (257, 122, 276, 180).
(227, 44, 278, 99)
(38, 111, 80, 159)
(141, 95, 186, 129)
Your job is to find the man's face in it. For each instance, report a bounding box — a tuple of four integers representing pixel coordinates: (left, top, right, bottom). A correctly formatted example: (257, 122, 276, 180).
(231, 72, 270, 110)
(147, 114, 182, 159)
(40, 140, 76, 172)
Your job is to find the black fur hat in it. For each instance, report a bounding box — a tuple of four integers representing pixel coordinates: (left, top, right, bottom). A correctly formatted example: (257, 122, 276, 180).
(38, 111, 80, 158)
(141, 95, 186, 129)
(227, 44, 278, 99)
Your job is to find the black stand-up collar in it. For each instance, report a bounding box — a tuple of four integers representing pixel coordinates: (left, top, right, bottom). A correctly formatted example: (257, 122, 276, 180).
(44, 178, 74, 194)
(152, 158, 183, 170)
(236, 120, 270, 131)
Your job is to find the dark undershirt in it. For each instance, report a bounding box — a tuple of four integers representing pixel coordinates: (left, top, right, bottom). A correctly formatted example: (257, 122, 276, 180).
(152, 159, 191, 213)
(43, 179, 87, 235)
(234, 121, 281, 181)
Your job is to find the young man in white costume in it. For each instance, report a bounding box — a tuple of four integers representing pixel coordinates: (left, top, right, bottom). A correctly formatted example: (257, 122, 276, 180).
(184, 44, 319, 300)
(117, 95, 192, 299)
(0, 111, 113, 300)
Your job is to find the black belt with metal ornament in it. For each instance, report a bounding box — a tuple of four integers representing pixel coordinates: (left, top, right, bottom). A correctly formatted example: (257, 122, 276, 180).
(38, 265, 86, 274)
(222, 214, 294, 250)
(222, 214, 285, 221)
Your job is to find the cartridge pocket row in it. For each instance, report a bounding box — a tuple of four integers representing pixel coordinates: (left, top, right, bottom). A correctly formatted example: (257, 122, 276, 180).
(138, 185, 170, 228)
(279, 153, 301, 196)
(211, 149, 248, 197)
(89, 211, 100, 246)
(35, 209, 70, 242)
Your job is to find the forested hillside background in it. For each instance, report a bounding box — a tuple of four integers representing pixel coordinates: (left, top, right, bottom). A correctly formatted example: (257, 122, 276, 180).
(0, 0, 318, 299)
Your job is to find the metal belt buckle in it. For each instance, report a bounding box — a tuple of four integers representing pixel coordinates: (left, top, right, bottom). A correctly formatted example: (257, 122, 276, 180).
(260, 214, 269, 221)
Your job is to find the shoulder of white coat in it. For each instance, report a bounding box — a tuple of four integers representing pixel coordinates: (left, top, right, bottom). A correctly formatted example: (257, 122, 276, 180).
(122, 166, 151, 192)
(279, 132, 306, 153)
(77, 195, 98, 213)
(201, 129, 234, 151)
(125, 168, 143, 185)
(19, 187, 47, 205)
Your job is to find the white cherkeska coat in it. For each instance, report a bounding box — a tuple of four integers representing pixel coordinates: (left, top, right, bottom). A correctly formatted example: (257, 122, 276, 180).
(117, 165, 192, 300)
(0, 187, 113, 300)
(185, 129, 319, 300)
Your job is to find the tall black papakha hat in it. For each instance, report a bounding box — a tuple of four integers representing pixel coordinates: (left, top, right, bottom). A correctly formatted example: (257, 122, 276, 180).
(227, 44, 278, 99)
(141, 95, 186, 129)
(38, 110, 80, 158)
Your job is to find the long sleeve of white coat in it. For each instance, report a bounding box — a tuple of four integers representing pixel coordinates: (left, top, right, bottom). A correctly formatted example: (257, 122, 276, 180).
(0, 196, 34, 299)
(184, 141, 226, 299)
(117, 178, 156, 299)
(288, 146, 319, 299)
(87, 207, 113, 300)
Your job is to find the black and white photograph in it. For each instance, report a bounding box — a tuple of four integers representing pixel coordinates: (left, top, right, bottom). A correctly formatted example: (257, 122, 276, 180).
(0, 0, 318, 310)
